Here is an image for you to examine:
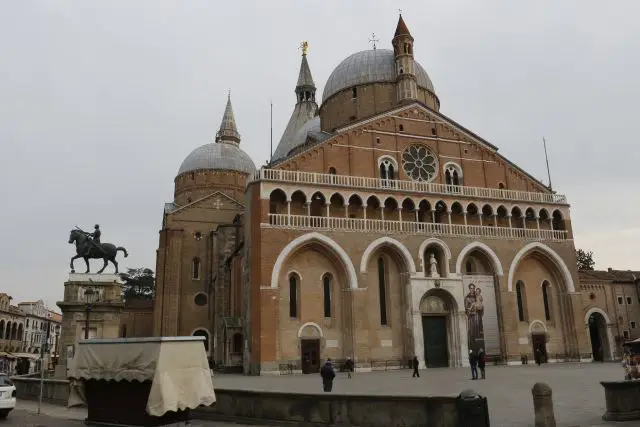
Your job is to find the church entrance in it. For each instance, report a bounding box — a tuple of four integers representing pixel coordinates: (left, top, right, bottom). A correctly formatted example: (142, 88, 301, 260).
(301, 339, 320, 374)
(422, 316, 448, 367)
(531, 333, 547, 364)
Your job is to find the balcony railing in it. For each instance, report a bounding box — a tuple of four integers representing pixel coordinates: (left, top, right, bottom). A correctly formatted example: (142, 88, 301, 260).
(253, 169, 567, 205)
(265, 214, 569, 241)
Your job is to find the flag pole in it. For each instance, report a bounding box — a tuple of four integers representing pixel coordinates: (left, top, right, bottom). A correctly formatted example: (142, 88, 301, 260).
(270, 101, 273, 164)
(543, 137, 552, 190)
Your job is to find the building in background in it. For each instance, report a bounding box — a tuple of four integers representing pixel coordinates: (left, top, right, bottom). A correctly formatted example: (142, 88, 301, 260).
(579, 269, 640, 360)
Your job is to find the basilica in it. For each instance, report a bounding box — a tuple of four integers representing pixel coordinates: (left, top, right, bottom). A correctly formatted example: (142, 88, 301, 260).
(151, 15, 594, 375)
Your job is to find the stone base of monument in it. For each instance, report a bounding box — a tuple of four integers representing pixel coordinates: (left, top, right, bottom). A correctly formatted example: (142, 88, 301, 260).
(54, 273, 124, 379)
(601, 380, 640, 421)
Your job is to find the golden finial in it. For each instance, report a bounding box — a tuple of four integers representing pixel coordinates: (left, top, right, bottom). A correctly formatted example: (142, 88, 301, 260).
(300, 41, 309, 56)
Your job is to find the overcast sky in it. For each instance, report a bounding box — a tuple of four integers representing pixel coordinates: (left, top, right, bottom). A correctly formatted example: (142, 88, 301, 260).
(1, 1, 639, 310)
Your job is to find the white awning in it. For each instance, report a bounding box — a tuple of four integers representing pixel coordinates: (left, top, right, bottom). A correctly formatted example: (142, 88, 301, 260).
(67, 336, 215, 417)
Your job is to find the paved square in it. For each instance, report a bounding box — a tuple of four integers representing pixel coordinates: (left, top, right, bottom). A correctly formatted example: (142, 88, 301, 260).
(212, 363, 625, 427)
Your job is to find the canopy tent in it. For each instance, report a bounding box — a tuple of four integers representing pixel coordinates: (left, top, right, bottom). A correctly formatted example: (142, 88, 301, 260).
(68, 336, 215, 417)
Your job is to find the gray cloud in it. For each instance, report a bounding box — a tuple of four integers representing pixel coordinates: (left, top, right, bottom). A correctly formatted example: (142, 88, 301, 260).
(1, 0, 637, 308)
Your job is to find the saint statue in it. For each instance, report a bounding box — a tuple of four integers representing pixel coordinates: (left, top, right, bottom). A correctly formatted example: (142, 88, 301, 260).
(429, 253, 439, 278)
(464, 283, 485, 347)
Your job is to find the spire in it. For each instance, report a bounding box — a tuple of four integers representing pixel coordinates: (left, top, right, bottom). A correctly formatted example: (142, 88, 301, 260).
(295, 41, 316, 104)
(215, 91, 240, 145)
(394, 13, 412, 39)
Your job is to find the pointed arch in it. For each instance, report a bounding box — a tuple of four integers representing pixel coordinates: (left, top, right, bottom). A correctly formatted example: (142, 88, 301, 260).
(456, 241, 504, 276)
(270, 232, 358, 289)
(360, 237, 416, 274)
(507, 242, 575, 292)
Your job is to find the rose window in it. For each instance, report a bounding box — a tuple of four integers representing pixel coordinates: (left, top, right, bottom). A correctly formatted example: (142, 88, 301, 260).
(402, 144, 438, 182)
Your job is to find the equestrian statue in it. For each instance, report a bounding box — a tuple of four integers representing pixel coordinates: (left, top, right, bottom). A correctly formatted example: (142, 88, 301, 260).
(68, 224, 128, 274)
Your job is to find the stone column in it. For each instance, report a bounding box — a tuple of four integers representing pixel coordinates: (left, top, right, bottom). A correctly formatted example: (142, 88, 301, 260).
(286, 200, 291, 216)
(478, 213, 483, 226)
(344, 204, 349, 218)
(532, 382, 556, 427)
(458, 310, 470, 367)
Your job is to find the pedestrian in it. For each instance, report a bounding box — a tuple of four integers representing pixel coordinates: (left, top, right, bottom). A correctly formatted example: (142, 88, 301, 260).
(411, 356, 420, 378)
(534, 348, 542, 366)
(478, 348, 486, 379)
(344, 356, 354, 378)
(320, 359, 336, 392)
(469, 349, 478, 380)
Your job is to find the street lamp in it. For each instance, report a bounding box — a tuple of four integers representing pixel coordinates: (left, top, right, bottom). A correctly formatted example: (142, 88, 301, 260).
(84, 287, 97, 339)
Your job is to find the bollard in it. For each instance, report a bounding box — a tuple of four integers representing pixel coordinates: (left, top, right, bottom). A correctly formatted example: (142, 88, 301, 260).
(532, 382, 556, 427)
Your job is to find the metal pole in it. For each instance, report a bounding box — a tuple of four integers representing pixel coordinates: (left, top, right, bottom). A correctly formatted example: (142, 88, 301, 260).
(543, 137, 552, 190)
(270, 101, 273, 162)
(38, 319, 51, 415)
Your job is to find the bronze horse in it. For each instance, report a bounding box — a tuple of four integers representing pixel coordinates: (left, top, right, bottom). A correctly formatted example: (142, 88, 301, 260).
(68, 229, 128, 274)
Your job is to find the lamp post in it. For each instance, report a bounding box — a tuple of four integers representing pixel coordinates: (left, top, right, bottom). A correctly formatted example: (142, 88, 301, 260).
(84, 287, 96, 340)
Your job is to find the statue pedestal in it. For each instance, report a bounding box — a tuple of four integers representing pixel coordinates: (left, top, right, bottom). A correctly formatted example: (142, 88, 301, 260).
(54, 273, 124, 378)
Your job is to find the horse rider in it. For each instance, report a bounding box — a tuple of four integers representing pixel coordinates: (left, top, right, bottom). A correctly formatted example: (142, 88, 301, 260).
(84, 224, 103, 256)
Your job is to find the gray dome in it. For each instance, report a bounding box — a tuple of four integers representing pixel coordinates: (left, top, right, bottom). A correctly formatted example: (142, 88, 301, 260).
(178, 142, 256, 176)
(322, 49, 435, 102)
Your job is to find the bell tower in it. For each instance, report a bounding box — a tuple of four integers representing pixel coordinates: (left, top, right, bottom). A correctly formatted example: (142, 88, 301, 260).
(392, 14, 418, 102)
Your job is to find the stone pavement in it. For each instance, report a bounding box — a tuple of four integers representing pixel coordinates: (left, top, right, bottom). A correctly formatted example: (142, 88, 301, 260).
(12, 399, 277, 427)
(212, 363, 624, 427)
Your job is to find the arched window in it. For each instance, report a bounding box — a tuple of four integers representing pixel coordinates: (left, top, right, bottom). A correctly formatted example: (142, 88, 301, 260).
(542, 281, 552, 321)
(192, 257, 201, 280)
(328, 167, 336, 175)
(289, 274, 299, 318)
(323, 274, 332, 318)
(516, 281, 526, 322)
(378, 257, 388, 325)
(232, 333, 243, 354)
(444, 163, 463, 186)
(378, 156, 397, 183)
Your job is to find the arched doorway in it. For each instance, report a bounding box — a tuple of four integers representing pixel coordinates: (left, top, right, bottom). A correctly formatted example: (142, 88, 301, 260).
(298, 323, 323, 374)
(419, 290, 458, 368)
(588, 312, 609, 361)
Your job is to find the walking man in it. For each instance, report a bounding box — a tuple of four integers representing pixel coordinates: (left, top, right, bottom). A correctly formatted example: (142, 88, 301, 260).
(320, 359, 336, 392)
(469, 349, 478, 380)
(345, 357, 354, 379)
(478, 348, 486, 379)
(411, 356, 420, 378)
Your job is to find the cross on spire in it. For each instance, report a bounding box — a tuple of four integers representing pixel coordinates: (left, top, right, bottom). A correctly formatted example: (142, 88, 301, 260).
(369, 32, 379, 50)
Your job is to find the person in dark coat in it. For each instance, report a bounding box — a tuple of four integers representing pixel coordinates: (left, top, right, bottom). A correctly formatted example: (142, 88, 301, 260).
(411, 356, 420, 378)
(320, 359, 336, 392)
(345, 357, 354, 379)
(477, 348, 486, 379)
(469, 349, 478, 380)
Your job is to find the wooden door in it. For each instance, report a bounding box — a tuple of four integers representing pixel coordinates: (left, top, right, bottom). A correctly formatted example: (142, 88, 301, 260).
(532, 334, 547, 363)
(422, 316, 449, 368)
(301, 339, 320, 374)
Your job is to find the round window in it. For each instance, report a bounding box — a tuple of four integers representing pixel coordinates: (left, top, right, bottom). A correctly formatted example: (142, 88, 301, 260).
(194, 293, 208, 306)
(402, 144, 438, 182)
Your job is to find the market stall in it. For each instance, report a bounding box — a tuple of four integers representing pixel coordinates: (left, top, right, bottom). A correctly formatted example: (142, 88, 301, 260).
(68, 336, 216, 426)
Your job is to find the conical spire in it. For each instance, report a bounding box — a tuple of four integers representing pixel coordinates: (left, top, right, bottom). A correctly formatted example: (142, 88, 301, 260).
(394, 14, 412, 38)
(215, 91, 240, 145)
(296, 54, 315, 88)
(294, 42, 316, 104)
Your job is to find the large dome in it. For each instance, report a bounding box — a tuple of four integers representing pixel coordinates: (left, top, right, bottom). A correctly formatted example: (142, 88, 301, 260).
(177, 142, 256, 176)
(322, 49, 435, 102)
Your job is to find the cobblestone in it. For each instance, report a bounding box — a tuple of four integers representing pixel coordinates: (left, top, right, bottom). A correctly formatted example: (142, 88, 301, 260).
(211, 362, 624, 427)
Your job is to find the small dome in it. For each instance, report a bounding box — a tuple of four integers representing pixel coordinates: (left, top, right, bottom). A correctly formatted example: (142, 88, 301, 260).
(322, 49, 435, 102)
(178, 143, 256, 176)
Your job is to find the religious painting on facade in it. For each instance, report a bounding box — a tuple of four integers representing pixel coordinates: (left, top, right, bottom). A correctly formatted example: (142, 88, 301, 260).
(463, 276, 500, 355)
